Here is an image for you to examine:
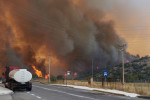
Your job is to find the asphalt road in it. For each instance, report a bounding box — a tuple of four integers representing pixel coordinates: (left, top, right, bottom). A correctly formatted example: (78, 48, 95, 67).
(0, 83, 147, 100)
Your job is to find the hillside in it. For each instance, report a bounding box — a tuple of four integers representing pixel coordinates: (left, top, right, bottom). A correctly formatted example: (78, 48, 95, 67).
(92, 56, 150, 82)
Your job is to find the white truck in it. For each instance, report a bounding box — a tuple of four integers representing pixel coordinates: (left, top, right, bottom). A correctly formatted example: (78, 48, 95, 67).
(4, 66, 32, 91)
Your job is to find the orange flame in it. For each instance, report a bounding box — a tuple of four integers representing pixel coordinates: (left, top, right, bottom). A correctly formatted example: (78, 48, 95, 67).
(32, 66, 43, 77)
(32, 65, 50, 79)
(45, 74, 49, 79)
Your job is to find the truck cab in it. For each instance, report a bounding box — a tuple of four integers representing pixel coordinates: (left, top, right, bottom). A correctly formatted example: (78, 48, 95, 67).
(5, 66, 20, 82)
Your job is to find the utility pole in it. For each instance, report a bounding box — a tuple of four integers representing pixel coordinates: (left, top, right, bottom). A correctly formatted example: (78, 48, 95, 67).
(119, 44, 126, 85)
(92, 59, 93, 79)
(48, 54, 51, 83)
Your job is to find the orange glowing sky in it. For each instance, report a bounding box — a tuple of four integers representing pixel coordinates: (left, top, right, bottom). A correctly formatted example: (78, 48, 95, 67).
(86, 0, 150, 57)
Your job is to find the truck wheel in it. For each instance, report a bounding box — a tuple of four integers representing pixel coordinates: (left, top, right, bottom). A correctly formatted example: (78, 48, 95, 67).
(26, 88, 32, 91)
(13, 88, 15, 92)
(5, 85, 8, 88)
(11, 87, 15, 91)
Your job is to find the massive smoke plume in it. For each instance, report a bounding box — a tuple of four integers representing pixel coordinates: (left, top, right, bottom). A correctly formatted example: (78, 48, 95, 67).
(0, 0, 127, 75)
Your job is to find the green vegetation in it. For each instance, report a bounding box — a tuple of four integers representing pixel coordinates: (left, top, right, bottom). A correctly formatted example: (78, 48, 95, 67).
(32, 74, 39, 79)
(50, 75, 64, 82)
(57, 75, 64, 80)
(51, 75, 57, 82)
(92, 56, 150, 82)
(109, 56, 150, 82)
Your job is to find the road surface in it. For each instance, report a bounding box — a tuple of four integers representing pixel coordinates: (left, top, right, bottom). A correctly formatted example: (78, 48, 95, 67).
(0, 83, 147, 100)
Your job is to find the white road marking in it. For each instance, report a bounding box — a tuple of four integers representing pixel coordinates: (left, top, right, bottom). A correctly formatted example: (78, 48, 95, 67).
(31, 94, 35, 96)
(35, 84, 89, 93)
(36, 96, 42, 99)
(118, 96, 131, 99)
(30, 93, 42, 99)
(33, 85, 101, 100)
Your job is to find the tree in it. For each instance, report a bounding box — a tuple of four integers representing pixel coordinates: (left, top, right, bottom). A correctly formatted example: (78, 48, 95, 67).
(51, 76, 57, 82)
(57, 75, 64, 80)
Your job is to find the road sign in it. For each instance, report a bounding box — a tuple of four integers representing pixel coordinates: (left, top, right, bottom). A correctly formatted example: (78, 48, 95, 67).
(103, 70, 108, 77)
(67, 71, 71, 75)
(65, 73, 67, 78)
(74, 72, 77, 76)
(66, 71, 71, 87)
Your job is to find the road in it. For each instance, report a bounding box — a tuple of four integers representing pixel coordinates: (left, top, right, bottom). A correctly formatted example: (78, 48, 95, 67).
(0, 83, 147, 100)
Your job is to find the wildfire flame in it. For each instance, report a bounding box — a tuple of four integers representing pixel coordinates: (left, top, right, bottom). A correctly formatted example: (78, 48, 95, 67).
(32, 65, 49, 79)
(32, 65, 43, 77)
(45, 74, 49, 79)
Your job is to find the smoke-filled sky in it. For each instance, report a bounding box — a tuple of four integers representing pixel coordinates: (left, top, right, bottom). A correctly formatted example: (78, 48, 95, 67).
(0, 0, 149, 75)
(86, 0, 150, 57)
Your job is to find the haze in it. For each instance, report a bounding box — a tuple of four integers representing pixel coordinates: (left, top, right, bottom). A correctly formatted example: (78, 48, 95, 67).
(86, 0, 150, 56)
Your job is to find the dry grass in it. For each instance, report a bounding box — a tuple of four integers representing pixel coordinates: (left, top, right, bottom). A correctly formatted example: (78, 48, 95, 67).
(32, 79, 150, 96)
(60, 80, 150, 96)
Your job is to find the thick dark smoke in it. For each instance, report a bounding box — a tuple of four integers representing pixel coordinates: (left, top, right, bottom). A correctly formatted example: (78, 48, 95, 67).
(0, 0, 127, 75)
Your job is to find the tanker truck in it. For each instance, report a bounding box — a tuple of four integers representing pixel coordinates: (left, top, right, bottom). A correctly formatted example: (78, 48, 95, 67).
(4, 66, 32, 91)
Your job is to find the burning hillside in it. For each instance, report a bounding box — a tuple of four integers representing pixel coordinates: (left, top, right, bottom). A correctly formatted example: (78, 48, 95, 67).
(0, 0, 127, 76)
